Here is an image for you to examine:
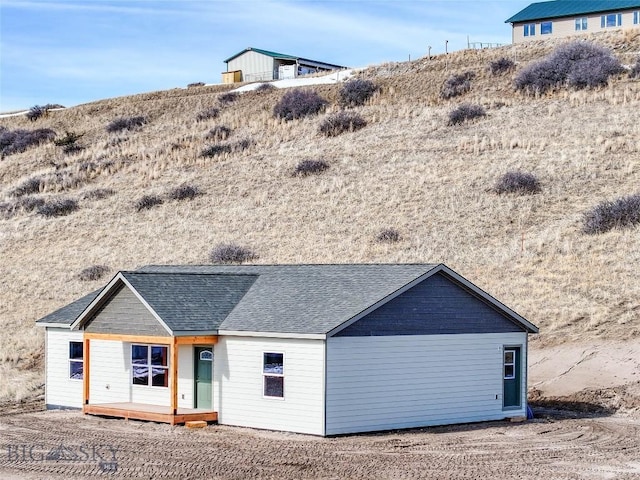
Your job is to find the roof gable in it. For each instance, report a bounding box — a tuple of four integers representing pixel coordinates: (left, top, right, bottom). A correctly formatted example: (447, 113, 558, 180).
(224, 47, 297, 63)
(506, 0, 640, 23)
(72, 272, 257, 334)
(333, 272, 526, 336)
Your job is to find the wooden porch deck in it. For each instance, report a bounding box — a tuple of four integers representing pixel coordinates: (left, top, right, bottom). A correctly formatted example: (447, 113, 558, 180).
(83, 403, 218, 425)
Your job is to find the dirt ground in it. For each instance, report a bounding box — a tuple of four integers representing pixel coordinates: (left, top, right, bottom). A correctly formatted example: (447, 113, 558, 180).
(1, 406, 640, 480)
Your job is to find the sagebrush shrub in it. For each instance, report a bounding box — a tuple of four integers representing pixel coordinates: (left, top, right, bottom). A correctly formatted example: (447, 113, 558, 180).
(26, 105, 47, 121)
(106, 116, 146, 133)
(255, 83, 276, 93)
(200, 138, 251, 157)
(205, 125, 231, 141)
(54, 130, 84, 147)
(488, 58, 515, 75)
(187, 82, 205, 88)
(37, 198, 78, 217)
(169, 185, 200, 201)
(196, 107, 219, 122)
(218, 92, 238, 104)
(82, 188, 115, 200)
(16, 196, 45, 212)
(11, 176, 42, 197)
(376, 228, 401, 243)
(494, 171, 541, 195)
(629, 57, 640, 79)
(448, 104, 486, 125)
(201, 144, 231, 157)
(441, 71, 475, 99)
(319, 111, 367, 137)
(273, 89, 328, 121)
(0, 128, 56, 157)
(78, 265, 110, 281)
(583, 193, 640, 234)
(515, 41, 623, 94)
(339, 79, 378, 107)
(135, 195, 163, 211)
(209, 243, 257, 264)
(293, 160, 329, 176)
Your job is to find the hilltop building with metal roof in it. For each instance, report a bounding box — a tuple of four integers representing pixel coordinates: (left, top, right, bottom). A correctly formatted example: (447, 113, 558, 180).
(506, 0, 640, 44)
(222, 47, 346, 83)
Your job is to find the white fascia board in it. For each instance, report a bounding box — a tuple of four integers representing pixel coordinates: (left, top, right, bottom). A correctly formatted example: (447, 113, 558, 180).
(437, 265, 539, 334)
(326, 264, 539, 337)
(218, 330, 326, 340)
(36, 323, 72, 329)
(70, 272, 123, 330)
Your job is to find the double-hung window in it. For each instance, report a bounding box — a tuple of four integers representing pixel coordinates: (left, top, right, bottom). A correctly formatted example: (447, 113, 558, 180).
(523, 23, 535, 37)
(263, 352, 284, 398)
(601, 13, 622, 28)
(132, 345, 168, 387)
(540, 21, 553, 35)
(69, 341, 83, 380)
(575, 17, 588, 31)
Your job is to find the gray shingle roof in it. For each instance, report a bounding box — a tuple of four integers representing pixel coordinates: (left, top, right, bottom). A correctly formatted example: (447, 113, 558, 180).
(138, 265, 438, 335)
(121, 272, 257, 332)
(36, 289, 102, 325)
(506, 0, 640, 23)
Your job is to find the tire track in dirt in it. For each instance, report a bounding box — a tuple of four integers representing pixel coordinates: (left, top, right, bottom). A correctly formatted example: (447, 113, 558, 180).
(1, 410, 639, 479)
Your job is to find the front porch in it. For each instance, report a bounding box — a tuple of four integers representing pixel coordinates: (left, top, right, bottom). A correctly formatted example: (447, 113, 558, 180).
(83, 402, 218, 425)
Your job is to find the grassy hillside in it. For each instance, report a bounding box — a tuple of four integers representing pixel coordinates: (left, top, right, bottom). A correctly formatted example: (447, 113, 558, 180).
(2, 30, 640, 402)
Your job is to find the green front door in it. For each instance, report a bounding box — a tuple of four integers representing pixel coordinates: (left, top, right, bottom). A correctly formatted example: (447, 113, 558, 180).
(503, 347, 521, 408)
(194, 347, 213, 409)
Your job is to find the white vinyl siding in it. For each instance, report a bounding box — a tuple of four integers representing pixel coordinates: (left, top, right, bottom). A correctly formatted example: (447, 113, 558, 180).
(45, 328, 84, 408)
(325, 332, 527, 435)
(214, 337, 325, 435)
(177, 345, 194, 408)
(89, 339, 130, 405)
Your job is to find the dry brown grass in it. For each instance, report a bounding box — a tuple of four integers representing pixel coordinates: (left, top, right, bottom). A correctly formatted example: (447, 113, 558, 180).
(2, 30, 640, 401)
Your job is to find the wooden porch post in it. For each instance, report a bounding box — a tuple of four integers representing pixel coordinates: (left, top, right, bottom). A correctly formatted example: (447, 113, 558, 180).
(83, 336, 90, 408)
(171, 338, 178, 415)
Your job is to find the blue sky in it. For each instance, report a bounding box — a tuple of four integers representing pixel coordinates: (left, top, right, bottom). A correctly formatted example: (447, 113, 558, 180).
(0, 0, 532, 111)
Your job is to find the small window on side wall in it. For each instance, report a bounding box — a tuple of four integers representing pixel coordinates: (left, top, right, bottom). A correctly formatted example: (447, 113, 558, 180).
(69, 341, 83, 380)
(540, 21, 553, 35)
(634, 11, 639, 25)
(575, 18, 588, 31)
(263, 352, 284, 398)
(524, 23, 535, 36)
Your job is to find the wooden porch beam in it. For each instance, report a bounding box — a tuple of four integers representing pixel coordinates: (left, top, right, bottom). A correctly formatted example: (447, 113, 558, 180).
(83, 337, 90, 406)
(171, 339, 178, 415)
(174, 335, 218, 345)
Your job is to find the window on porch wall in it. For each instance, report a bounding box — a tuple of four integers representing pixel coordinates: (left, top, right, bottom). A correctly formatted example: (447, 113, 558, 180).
(132, 345, 169, 387)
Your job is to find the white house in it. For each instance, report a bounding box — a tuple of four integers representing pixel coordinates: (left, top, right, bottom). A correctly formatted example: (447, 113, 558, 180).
(506, 0, 640, 44)
(36, 264, 538, 436)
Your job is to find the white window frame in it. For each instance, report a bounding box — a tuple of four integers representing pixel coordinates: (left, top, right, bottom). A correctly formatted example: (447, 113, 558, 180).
(601, 13, 622, 28)
(540, 21, 553, 35)
(523, 23, 535, 37)
(131, 344, 169, 388)
(575, 17, 588, 31)
(504, 349, 516, 380)
(69, 341, 83, 381)
(262, 352, 284, 399)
